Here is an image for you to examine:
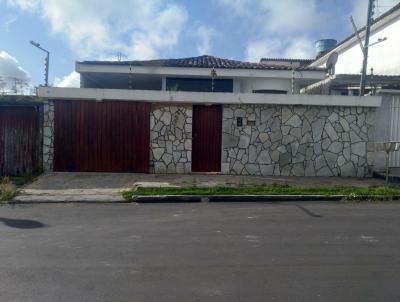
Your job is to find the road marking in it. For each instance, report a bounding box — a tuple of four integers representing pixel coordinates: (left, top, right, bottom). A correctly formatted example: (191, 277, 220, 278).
(245, 235, 260, 242)
(360, 235, 379, 243)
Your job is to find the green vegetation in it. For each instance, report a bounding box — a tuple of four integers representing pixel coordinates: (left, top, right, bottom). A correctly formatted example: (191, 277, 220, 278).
(0, 95, 44, 104)
(0, 177, 17, 202)
(123, 184, 400, 201)
(168, 84, 179, 91)
(1, 167, 43, 202)
(9, 166, 43, 187)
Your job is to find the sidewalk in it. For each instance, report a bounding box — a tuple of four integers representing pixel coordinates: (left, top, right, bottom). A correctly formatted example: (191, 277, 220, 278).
(11, 172, 387, 203)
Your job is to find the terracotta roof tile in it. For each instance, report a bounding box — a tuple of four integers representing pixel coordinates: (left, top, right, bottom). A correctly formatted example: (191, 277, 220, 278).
(80, 55, 324, 71)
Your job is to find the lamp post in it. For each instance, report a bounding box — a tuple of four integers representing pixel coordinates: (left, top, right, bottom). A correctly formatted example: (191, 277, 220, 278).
(29, 40, 50, 87)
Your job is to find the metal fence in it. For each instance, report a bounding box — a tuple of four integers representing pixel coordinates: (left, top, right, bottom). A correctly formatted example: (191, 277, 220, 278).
(0, 103, 42, 176)
(389, 95, 400, 167)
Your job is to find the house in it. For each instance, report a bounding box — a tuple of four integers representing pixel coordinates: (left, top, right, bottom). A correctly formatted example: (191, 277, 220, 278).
(38, 55, 381, 177)
(310, 3, 400, 76)
(77, 55, 324, 94)
(305, 3, 400, 170)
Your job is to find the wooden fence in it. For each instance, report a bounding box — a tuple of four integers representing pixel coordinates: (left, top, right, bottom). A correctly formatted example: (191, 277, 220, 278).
(0, 104, 42, 176)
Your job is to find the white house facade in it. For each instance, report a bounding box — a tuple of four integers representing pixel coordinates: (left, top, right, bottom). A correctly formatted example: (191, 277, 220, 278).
(310, 3, 400, 75)
(37, 55, 382, 177)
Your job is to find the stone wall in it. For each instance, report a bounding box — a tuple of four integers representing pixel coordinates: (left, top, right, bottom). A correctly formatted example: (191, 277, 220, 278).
(150, 104, 192, 173)
(222, 104, 375, 177)
(43, 100, 54, 171)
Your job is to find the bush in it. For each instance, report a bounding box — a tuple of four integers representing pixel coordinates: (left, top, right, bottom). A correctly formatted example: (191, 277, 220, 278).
(0, 177, 17, 202)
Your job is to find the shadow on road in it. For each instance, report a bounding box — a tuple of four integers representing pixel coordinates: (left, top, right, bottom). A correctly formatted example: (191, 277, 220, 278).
(0, 217, 46, 229)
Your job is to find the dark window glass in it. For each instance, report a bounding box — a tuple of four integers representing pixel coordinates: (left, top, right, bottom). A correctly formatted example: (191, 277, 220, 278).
(252, 89, 287, 94)
(166, 77, 233, 92)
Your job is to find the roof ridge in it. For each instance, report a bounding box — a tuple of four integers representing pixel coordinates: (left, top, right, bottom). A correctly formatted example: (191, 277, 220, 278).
(260, 57, 314, 62)
(78, 55, 325, 71)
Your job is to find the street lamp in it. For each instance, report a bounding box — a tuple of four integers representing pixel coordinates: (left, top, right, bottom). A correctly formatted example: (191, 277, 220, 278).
(29, 40, 50, 87)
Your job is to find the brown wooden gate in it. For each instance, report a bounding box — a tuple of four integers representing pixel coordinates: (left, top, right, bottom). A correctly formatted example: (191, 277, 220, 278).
(192, 105, 222, 172)
(0, 106, 41, 176)
(54, 100, 150, 172)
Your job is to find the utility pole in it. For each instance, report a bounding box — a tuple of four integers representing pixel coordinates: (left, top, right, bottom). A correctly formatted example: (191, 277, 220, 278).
(360, 0, 375, 96)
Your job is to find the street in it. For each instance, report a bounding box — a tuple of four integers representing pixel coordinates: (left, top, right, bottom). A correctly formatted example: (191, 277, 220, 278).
(1, 201, 400, 301)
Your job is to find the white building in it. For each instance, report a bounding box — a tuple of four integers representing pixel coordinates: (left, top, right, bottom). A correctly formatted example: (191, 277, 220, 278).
(310, 3, 400, 75)
(308, 3, 400, 170)
(37, 55, 381, 177)
(77, 55, 324, 95)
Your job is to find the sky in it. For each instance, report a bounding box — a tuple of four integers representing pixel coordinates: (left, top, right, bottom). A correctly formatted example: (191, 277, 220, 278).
(0, 0, 399, 90)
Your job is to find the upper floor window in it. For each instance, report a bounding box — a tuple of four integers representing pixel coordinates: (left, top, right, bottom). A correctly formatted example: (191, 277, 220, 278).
(252, 89, 287, 94)
(166, 77, 233, 93)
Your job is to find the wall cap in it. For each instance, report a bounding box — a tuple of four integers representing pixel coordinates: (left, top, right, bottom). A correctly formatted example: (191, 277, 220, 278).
(38, 87, 382, 107)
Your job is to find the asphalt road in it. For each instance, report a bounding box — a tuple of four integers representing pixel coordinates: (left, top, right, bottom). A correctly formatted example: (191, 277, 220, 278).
(1, 201, 400, 302)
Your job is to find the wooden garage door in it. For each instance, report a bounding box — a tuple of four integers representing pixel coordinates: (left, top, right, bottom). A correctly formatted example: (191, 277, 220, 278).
(192, 105, 222, 172)
(54, 100, 150, 172)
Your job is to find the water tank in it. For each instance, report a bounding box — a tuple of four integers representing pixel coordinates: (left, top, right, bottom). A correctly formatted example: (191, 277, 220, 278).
(315, 39, 337, 56)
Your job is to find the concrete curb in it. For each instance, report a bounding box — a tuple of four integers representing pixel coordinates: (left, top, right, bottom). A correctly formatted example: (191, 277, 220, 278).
(6, 194, 345, 204)
(10, 194, 399, 204)
(9, 194, 126, 204)
(132, 195, 346, 203)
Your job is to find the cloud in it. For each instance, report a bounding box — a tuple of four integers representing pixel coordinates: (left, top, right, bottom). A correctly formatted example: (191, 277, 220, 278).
(0, 50, 30, 93)
(0, 51, 30, 81)
(216, 0, 322, 61)
(283, 37, 316, 59)
(6, 0, 39, 11)
(216, 0, 321, 34)
(3, 14, 17, 32)
(246, 40, 281, 62)
(7, 0, 188, 60)
(196, 25, 217, 55)
(350, 0, 399, 26)
(54, 71, 80, 88)
(246, 37, 315, 61)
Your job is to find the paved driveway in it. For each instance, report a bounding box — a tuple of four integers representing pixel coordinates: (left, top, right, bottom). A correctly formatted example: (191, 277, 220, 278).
(1, 202, 400, 301)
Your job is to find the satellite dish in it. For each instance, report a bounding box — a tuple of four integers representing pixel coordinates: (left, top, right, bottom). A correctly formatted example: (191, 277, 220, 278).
(326, 52, 338, 75)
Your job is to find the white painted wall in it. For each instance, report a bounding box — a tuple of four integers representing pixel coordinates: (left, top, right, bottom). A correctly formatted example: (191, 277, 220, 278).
(77, 63, 325, 80)
(38, 87, 382, 107)
(323, 18, 400, 75)
(233, 78, 241, 93)
(240, 77, 293, 93)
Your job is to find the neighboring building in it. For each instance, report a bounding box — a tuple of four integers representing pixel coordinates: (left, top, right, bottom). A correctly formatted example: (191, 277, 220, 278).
(302, 74, 400, 96)
(305, 4, 400, 170)
(259, 58, 314, 68)
(37, 55, 381, 177)
(310, 3, 400, 75)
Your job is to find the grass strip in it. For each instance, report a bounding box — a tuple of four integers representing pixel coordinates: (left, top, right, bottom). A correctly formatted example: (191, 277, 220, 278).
(123, 184, 400, 201)
(0, 177, 17, 202)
